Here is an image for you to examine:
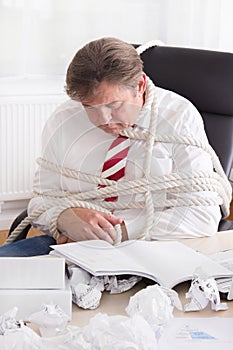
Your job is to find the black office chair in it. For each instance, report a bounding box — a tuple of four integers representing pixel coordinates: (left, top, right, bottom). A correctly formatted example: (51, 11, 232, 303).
(8, 209, 31, 242)
(8, 44, 233, 242)
(138, 44, 233, 231)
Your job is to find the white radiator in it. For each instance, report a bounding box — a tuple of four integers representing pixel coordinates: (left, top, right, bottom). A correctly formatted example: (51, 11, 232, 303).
(0, 95, 66, 206)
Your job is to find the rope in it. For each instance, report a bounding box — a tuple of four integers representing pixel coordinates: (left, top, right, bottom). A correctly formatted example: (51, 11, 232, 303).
(30, 171, 225, 205)
(136, 40, 164, 55)
(5, 41, 232, 244)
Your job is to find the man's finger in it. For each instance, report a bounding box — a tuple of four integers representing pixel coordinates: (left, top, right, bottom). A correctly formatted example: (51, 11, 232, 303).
(101, 213, 122, 226)
(92, 226, 114, 244)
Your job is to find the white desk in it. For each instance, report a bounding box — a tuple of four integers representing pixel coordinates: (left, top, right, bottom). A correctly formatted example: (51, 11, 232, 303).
(71, 230, 233, 327)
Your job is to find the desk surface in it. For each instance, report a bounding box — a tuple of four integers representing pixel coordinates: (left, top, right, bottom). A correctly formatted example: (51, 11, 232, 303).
(71, 230, 233, 327)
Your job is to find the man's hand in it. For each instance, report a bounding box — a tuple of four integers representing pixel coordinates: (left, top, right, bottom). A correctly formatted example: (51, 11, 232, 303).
(57, 207, 122, 244)
(57, 235, 74, 244)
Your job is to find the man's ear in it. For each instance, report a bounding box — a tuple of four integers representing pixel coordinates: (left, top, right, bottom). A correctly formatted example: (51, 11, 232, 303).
(137, 73, 147, 95)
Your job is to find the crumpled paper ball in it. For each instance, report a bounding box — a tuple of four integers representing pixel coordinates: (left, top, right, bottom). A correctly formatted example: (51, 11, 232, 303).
(125, 284, 176, 332)
(68, 265, 142, 310)
(74, 312, 158, 350)
(185, 276, 228, 312)
(0, 308, 42, 350)
(28, 304, 69, 337)
(39, 313, 158, 350)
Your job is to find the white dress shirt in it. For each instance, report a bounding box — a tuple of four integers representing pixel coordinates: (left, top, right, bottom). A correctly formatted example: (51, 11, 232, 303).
(28, 85, 222, 240)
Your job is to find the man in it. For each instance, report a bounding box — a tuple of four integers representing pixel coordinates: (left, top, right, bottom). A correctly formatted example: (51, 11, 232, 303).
(1, 37, 231, 256)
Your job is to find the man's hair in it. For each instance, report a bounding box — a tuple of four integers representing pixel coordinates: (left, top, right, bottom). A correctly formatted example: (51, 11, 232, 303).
(65, 37, 143, 101)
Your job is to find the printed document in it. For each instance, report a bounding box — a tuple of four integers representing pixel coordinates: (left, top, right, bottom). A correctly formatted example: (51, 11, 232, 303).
(159, 317, 233, 350)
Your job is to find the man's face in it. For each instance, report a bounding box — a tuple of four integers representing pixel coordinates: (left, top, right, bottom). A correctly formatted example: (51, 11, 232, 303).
(81, 78, 145, 134)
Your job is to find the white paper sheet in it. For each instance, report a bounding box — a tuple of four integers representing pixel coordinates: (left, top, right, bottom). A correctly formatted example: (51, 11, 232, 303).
(158, 317, 233, 350)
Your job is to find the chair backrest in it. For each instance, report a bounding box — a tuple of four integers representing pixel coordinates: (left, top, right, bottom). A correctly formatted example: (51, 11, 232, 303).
(138, 45, 233, 177)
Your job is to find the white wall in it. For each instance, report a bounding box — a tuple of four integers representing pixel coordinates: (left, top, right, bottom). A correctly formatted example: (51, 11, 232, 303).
(0, 0, 232, 78)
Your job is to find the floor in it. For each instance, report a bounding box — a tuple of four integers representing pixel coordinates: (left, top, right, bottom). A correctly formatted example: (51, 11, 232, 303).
(0, 228, 42, 246)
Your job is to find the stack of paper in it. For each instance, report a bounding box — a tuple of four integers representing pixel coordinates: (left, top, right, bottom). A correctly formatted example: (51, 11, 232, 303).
(0, 257, 72, 321)
(209, 249, 233, 299)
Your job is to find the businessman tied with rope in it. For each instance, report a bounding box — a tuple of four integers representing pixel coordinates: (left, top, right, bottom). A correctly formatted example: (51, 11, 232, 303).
(2, 37, 231, 256)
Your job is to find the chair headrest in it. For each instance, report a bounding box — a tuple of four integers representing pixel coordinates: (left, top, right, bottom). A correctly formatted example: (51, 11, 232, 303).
(138, 45, 233, 116)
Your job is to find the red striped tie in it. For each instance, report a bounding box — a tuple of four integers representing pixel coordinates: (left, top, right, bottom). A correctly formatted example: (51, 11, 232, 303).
(100, 135, 130, 202)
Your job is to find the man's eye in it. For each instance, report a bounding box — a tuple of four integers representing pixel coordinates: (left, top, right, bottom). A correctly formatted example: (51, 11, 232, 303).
(85, 106, 96, 111)
(108, 102, 123, 110)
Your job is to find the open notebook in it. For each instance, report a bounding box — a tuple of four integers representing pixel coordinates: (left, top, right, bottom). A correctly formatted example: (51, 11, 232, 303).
(51, 240, 233, 292)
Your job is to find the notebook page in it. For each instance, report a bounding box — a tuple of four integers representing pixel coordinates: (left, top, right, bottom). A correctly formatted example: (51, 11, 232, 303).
(51, 240, 145, 276)
(115, 241, 233, 288)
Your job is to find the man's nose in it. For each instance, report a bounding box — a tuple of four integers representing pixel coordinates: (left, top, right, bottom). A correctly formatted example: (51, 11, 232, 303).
(97, 106, 112, 125)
